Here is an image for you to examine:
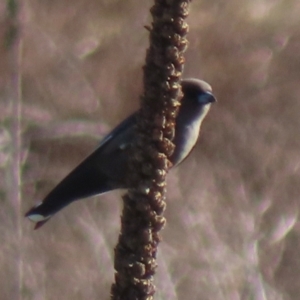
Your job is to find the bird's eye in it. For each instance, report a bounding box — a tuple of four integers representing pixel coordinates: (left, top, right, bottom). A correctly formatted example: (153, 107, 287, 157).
(198, 92, 216, 104)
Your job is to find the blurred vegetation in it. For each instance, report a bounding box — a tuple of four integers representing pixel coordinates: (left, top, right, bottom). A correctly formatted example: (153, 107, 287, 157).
(1, 0, 300, 299)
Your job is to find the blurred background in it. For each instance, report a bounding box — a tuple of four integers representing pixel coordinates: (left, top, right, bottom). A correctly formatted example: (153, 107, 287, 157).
(1, 0, 300, 299)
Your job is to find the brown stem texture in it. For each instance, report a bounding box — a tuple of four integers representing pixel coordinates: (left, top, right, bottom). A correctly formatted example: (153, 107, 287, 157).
(111, 1, 192, 299)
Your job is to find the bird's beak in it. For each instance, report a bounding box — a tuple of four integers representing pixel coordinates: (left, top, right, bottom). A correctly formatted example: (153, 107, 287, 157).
(207, 92, 217, 103)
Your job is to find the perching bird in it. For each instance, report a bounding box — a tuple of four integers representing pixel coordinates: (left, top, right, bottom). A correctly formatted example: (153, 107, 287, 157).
(25, 78, 216, 229)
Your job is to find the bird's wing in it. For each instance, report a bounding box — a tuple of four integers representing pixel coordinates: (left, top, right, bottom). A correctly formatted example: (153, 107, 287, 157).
(25, 112, 138, 229)
(97, 113, 137, 149)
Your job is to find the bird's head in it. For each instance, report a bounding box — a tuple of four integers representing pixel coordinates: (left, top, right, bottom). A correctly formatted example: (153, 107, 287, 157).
(178, 78, 217, 124)
(181, 78, 217, 106)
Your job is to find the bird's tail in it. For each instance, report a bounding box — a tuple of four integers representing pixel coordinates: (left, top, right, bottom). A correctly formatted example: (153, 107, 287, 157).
(25, 152, 113, 229)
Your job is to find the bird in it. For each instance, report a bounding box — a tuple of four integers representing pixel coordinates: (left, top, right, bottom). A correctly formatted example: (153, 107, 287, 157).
(25, 78, 216, 229)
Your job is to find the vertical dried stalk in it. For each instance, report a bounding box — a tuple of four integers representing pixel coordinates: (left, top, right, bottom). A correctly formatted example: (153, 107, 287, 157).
(6, 0, 24, 299)
(5, 0, 19, 48)
(111, 1, 192, 299)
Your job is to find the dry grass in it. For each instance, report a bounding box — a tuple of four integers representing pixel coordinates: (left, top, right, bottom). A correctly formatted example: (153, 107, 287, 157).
(1, 0, 300, 299)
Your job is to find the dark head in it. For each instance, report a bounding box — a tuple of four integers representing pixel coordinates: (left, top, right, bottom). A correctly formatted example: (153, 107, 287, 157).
(177, 78, 217, 124)
(170, 78, 216, 166)
(181, 78, 217, 105)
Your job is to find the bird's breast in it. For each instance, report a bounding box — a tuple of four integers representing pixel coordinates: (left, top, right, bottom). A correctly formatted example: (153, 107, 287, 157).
(171, 104, 211, 166)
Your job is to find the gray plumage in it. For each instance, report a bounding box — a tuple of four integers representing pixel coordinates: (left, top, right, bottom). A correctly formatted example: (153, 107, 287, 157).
(25, 78, 216, 229)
